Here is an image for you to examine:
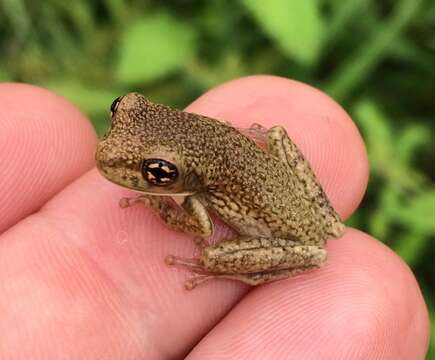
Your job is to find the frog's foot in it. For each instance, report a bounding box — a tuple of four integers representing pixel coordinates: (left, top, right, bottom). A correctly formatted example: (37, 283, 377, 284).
(249, 122, 268, 132)
(164, 254, 298, 290)
(167, 236, 327, 289)
(237, 123, 268, 147)
(184, 275, 217, 290)
(119, 195, 150, 208)
(165, 254, 204, 272)
(175, 267, 318, 290)
(185, 268, 321, 289)
(165, 254, 215, 289)
(181, 272, 280, 290)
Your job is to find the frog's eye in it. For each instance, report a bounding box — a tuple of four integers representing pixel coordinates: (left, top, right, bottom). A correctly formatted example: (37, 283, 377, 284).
(110, 96, 123, 117)
(142, 159, 178, 186)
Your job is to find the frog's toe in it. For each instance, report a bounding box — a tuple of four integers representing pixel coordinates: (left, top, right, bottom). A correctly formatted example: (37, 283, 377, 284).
(184, 275, 215, 290)
(249, 122, 268, 132)
(165, 254, 205, 272)
(119, 195, 150, 208)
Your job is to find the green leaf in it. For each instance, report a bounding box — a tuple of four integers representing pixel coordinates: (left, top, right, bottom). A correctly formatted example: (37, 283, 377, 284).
(391, 37, 435, 73)
(353, 99, 393, 174)
(42, 80, 122, 134)
(392, 190, 435, 234)
(0, 0, 31, 42)
(323, 0, 368, 45)
(393, 230, 429, 266)
(368, 186, 401, 241)
(241, 0, 324, 66)
(324, 0, 423, 100)
(104, 0, 127, 23)
(0, 69, 11, 82)
(396, 124, 431, 167)
(345, 212, 362, 228)
(54, 0, 95, 37)
(354, 101, 429, 192)
(185, 52, 247, 90)
(116, 13, 195, 84)
(43, 80, 120, 114)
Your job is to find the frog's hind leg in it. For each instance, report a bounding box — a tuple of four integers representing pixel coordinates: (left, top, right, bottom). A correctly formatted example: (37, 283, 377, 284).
(166, 236, 327, 289)
(267, 125, 345, 238)
(266, 125, 314, 175)
(182, 268, 317, 290)
(266, 125, 334, 206)
(237, 123, 269, 148)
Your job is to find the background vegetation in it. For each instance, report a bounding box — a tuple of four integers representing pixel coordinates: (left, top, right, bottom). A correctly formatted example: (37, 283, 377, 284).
(0, 0, 433, 355)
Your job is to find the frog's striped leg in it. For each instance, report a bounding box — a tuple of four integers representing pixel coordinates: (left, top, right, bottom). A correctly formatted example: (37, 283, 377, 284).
(266, 126, 345, 239)
(182, 267, 316, 290)
(166, 236, 326, 289)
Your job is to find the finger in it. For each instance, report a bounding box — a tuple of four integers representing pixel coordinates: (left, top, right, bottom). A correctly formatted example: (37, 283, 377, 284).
(187, 75, 369, 219)
(0, 83, 97, 233)
(0, 76, 370, 358)
(187, 229, 429, 359)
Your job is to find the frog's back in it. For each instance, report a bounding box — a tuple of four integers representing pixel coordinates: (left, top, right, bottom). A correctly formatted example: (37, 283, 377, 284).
(179, 114, 344, 245)
(137, 99, 344, 245)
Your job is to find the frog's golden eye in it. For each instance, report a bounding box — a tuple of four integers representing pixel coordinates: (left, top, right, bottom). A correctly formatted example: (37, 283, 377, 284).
(142, 159, 178, 186)
(110, 96, 123, 117)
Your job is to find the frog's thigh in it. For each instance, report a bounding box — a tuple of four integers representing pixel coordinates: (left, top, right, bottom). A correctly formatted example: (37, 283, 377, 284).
(201, 237, 326, 274)
(266, 125, 306, 168)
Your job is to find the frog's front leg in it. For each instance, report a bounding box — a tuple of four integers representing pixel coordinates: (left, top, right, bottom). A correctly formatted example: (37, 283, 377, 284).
(167, 236, 326, 289)
(120, 194, 212, 244)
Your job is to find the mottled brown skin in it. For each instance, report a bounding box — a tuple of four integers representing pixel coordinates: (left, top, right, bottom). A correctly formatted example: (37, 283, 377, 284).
(96, 93, 345, 289)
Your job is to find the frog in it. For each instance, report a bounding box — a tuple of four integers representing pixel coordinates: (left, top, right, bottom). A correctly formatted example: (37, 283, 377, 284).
(95, 93, 345, 290)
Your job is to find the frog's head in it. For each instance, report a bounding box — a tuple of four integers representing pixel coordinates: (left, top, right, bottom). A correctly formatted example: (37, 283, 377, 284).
(96, 93, 198, 196)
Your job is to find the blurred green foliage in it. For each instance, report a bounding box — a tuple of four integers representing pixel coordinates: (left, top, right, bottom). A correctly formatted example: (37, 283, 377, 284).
(0, 0, 434, 355)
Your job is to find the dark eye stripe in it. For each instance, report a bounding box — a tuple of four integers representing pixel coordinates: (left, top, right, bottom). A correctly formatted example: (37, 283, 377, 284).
(142, 159, 178, 186)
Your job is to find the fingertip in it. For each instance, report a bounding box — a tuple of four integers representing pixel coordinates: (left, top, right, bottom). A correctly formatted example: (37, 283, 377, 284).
(188, 230, 429, 359)
(1, 83, 94, 134)
(0, 83, 97, 232)
(327, 229, 430, 358)
(187, 75, 369, 219)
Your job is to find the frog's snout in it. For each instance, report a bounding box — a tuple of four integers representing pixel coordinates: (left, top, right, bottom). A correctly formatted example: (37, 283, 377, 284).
(95, 141, 120, 173)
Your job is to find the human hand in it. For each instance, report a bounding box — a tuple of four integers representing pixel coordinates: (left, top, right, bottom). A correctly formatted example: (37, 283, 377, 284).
(0, 77, 429, 359)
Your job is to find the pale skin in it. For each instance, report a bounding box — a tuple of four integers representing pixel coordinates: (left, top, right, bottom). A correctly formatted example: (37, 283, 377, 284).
(0, 78, 429, 359)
